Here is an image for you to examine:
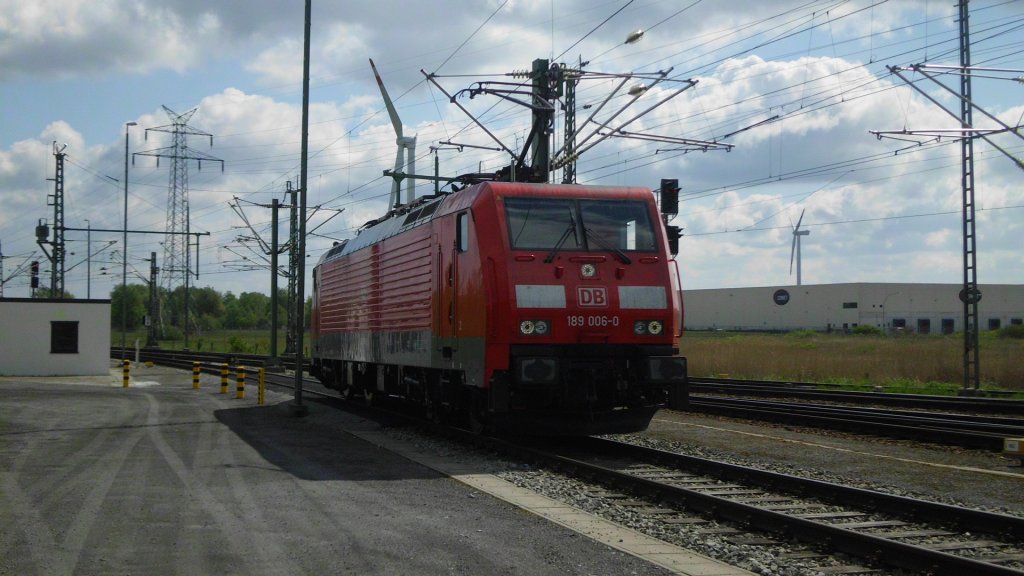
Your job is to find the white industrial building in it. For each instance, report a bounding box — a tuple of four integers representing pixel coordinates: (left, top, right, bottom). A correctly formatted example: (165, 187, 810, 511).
(683, 283, 1024, 333)
(0, 298, 112, 376)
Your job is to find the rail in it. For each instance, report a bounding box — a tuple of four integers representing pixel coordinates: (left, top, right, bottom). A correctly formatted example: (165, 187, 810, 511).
(690, 377, 1024, 414)
(495, 436, 1024, 576)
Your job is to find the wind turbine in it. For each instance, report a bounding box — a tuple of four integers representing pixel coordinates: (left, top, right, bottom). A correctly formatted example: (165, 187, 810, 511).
(369, 58, 416, 208)
(789, 208, 810, 286)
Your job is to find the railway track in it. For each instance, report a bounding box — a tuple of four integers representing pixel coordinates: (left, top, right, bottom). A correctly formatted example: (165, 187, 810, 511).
(687, 396, 1024, 451)
(690, 377, 1024, 414)
(126, 350, 1024, 574)
(494, 435, 1024, 575)
(116, 349, 301, 372)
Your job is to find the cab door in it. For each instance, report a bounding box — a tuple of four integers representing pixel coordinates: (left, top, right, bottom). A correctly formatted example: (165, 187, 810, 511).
(453, 211, 470, 338)
(436, 212, 469, 358)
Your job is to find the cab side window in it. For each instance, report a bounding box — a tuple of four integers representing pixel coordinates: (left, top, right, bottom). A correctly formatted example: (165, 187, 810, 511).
(456, 212, 469, 253)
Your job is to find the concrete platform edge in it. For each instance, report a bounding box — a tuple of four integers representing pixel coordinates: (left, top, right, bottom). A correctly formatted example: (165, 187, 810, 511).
(350, 430, 755, 576)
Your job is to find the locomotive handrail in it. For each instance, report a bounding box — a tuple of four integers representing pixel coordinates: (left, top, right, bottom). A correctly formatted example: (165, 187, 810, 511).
(671, 258, 683, 338)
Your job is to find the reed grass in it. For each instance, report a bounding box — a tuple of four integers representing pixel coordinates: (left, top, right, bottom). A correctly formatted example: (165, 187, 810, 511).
(681, 331, 1024, 396)
(118, 329, 299, 356)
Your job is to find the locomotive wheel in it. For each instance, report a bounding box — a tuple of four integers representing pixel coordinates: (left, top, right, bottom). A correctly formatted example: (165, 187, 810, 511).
(424, 400, 442, 425)
(423, 392, 442, 424)
(468, 410, 486, 435)
(424, 376, 445, 424)
(338, 383, 355, 401)
(467, 390, 489, 435)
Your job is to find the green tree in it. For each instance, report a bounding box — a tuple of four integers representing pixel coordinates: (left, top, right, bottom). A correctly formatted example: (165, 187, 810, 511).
(110, 283, 148, 329)
(223, 291, 271, 329)
(192, 286, 225, 319)
(165, 286, 186, 329)
(191, 286, 225, 331)
(32, 287, 76, 299)
(239, 292, 271, 329)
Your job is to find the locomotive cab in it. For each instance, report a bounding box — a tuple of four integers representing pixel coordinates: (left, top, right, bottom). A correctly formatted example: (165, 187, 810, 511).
(478, 184, 688, 434)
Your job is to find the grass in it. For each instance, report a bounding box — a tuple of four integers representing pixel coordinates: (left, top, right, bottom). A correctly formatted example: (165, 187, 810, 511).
(116, 329, 305, 356)
(116, 328, 1023, 398)
(681, 330, 1024, 397)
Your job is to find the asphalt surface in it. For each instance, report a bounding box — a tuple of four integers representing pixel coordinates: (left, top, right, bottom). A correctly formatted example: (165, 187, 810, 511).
(0, 366, 673, 576)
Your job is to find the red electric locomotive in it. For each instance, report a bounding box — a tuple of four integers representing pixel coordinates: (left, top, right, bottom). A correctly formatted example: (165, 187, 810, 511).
(310, 180, 687, 434)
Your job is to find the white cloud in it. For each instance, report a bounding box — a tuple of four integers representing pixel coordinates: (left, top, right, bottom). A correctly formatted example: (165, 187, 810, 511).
(246, 22, 375, 88)
(0, 0, 213, 78)
(1, 0, 1021, 298)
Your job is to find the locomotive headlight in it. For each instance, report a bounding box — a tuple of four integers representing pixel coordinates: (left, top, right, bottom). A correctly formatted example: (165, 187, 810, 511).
(520, 319, 549, 336)
(580, 263, 597, 278)
(634, 320, 664, 335)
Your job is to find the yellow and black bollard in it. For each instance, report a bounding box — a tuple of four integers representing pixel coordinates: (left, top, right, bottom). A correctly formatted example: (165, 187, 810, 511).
(220, 364, 229, 394)
(236, 366, 246, 399)
(192, 362, 201, 389)
(122, 359, 130, 388)
(258, 368, 266, 406)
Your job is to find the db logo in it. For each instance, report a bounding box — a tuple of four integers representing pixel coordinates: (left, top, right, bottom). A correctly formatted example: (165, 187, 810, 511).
(577, 286, 608, 308)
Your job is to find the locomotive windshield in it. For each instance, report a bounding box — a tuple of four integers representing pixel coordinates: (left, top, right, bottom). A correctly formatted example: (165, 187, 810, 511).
(505, 197, 657, 253)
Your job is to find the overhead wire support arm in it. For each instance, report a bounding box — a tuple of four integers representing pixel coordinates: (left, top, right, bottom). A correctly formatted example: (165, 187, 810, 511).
(551, 75, 632, 162)
(888, 66, 1024, 171)
(908, 65, 1024, 145)
(606, 76, 695, 135)
(903, 64, 1024, 75)
(381, 169, 462, 185)
(720, 115, 780, 140)
(558, 75, 698, 167)
(422, 69, 518, 160)
(305, 206, 345, 238)
(230, 198, 272, 254)
(438, 141, 502, 152)
(221, 245, 271, 271)
(608, 131, 733, 152)
(870, 127, 1016, 139)
(457, 81, 556, 112)
(429, 56, 711, 183)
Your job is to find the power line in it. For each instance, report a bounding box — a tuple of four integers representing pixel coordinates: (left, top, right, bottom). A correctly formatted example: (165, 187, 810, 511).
(685, 203, 1024, 237)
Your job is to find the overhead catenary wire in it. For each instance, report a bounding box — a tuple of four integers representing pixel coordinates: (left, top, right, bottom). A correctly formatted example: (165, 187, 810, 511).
(11, 1, 1024, 294)
(294, 2, 1024, 248)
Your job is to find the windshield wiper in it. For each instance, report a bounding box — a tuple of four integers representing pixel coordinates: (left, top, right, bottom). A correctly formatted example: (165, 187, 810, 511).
(583, 227, 631, 264)
(544, 211, 579, 263)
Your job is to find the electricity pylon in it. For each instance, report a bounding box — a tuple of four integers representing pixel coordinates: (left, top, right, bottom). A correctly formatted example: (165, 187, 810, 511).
(134, 106, 223, 343)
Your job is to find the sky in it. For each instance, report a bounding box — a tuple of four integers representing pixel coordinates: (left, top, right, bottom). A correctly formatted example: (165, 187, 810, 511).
(1, 0, 1022, 301)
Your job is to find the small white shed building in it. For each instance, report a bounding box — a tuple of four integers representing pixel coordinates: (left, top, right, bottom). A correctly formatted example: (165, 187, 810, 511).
(0, 298, 112, 376)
